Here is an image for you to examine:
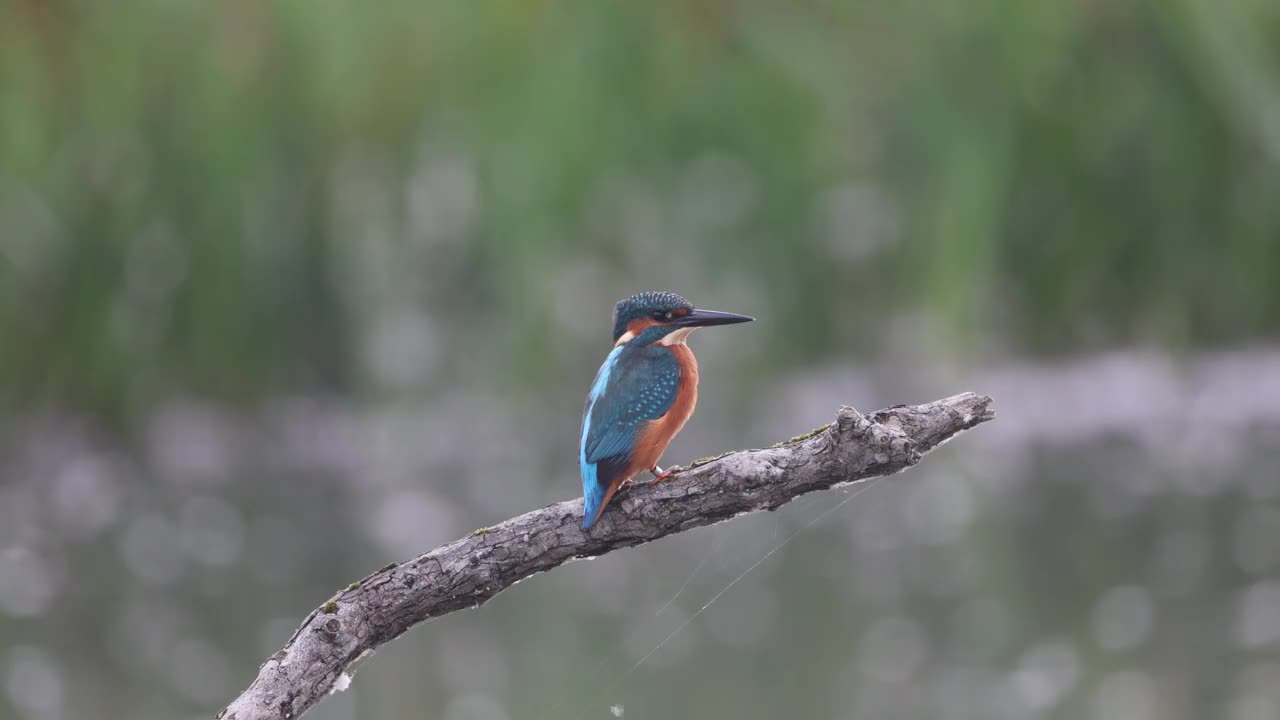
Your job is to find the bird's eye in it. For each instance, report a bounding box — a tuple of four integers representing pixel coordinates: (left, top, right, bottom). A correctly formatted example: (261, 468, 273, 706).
(652, 310, 664, 320)
(664, 311, 673, 320)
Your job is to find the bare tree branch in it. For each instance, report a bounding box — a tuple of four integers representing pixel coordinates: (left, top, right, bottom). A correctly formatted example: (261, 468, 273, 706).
(218, 392, 994, 720)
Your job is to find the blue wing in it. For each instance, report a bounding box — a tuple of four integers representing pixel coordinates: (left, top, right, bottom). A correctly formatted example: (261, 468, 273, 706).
(579, 345, 680, 528)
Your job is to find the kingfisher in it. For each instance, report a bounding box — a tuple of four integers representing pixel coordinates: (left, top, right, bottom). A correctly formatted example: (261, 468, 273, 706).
(579, 291, 753, 529)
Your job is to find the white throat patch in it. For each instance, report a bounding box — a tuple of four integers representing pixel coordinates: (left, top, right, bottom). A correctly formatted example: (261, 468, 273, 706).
(614, 326, 697, 347)
(660, 327, 696, 346)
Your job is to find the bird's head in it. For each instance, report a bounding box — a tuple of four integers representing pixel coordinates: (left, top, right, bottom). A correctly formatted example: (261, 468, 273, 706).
(611, 291, 753, 346)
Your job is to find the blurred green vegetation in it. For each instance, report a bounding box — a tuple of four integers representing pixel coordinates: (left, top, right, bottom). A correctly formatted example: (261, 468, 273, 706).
(2, 0, 1279, 418)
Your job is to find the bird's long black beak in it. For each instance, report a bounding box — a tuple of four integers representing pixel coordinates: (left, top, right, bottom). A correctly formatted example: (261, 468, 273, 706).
(674, 308, 755, 327)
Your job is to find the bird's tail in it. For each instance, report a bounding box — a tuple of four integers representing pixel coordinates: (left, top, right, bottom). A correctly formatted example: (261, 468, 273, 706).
(582, 465, 606, 529)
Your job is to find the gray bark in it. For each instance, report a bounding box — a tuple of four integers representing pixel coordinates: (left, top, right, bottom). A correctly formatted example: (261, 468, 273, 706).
(219, 392, 994, 720)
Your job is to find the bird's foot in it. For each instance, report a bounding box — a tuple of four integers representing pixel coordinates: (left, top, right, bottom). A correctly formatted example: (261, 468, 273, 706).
(649, 465, 673, 483)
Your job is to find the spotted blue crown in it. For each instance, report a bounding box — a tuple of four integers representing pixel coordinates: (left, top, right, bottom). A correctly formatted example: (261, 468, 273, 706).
(611, 291, 693, 342)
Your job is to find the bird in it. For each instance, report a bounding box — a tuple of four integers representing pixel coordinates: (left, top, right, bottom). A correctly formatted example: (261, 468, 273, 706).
(579, 291, 753, 529)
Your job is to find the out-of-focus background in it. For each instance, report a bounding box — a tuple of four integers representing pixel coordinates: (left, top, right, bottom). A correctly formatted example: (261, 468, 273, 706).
(3, 2, 1280, 719)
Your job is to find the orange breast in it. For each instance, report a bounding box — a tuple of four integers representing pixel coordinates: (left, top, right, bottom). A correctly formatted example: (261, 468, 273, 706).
(629, 344, 699, 474)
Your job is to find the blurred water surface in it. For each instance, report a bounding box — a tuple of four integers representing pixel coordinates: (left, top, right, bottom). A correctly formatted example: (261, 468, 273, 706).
(3, 349, 1279, 720)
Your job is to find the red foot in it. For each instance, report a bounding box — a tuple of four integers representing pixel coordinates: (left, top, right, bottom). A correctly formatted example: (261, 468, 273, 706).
(649, 465, 673, 483)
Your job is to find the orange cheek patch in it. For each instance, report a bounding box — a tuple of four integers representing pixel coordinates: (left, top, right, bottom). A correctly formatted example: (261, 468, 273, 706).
(626, 317, 659, 335)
